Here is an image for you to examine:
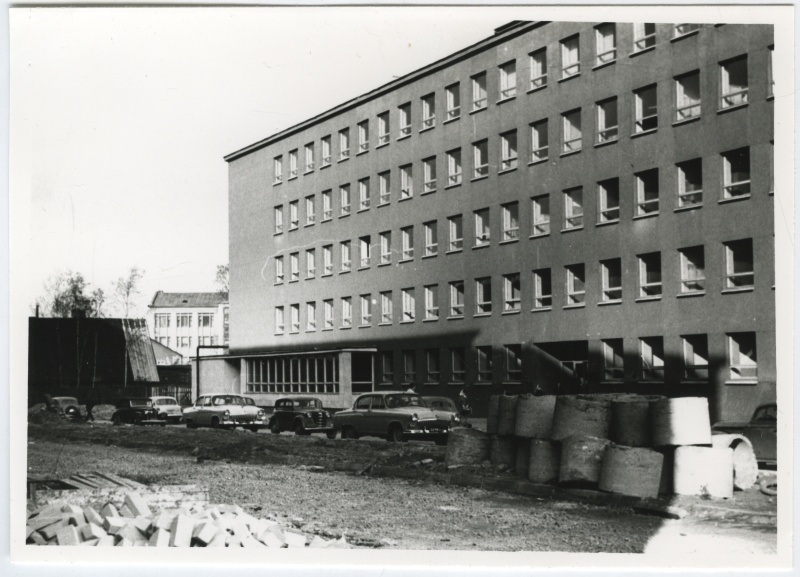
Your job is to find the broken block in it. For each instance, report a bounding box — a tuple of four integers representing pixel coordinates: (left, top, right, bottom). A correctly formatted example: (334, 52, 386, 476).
(148, 529, 171, 547)
(257, 531, 284, 549)
(96, 535, 116, 547)
(83, 506, 104, 527)
(283, 531, 307, 548)
(103, 517, 129, 535)
(79, 523, 108, 541)
(309, 536, 329, 548)
(151, 512, 175, 531)
(132, 516, 152, 535)
(124, 492, 152, 517)
(61, 504, 84, 515)
(27, 515, 66, 537)
(192, 522, 218, 546)
(241, 535, 267, 548)
(28, 532, 48, 546)
(40, 519, 69, 541)
(169, 514, 195, 547)
(101, 503, 120, 518)
(116, 524, 147, 544)
(79, 538, 99, 547)
(115, 537, 134, 547)
(118, 504, 135, 519)
(55, 525, 80, 546)
(205, 532, 227, 547)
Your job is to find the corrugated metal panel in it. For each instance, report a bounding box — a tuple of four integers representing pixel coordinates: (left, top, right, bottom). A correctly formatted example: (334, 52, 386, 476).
(150, 291, 228, 308)
(123, 319, 160, 382)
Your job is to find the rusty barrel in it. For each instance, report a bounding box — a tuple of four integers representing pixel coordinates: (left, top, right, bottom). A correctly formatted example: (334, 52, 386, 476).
(551, 396, 611, 442)
(444, 427, 490, 466)
(528, 439, 560, 484)
(558, 435, 611, 486)
(598, 445, 664, 499)
(515, 395, 556, 439)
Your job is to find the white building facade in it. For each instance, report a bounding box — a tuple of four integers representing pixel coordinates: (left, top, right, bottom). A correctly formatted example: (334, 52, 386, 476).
(146, 292, 229, 362)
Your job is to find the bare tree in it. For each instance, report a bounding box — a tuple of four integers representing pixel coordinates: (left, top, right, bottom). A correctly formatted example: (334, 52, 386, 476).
(215, 264, 229, 297)
(112, 267, 145, 318)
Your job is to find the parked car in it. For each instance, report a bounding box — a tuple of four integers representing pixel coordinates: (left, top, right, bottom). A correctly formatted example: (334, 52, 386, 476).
(182, 394, 267, 431)
(111, 398, 162, 425)
(149, 396, 183, 423)
(422, 396, 462, 423)
(332, 392, 455, 445)
(713, 402, 777, 466)
(49, 397, 82, 420)
(267, 397, 336, 438)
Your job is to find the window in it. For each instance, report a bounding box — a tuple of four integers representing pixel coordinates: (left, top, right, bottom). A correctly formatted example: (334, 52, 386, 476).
(357, 120, 369, 152)
(424, 285, 439, 320)
(595, 23, 616, 65)
(477, 346, 493, 382)
(602, 339, 624, 380)
(423, 157, 437, 192)
(360, 294, 372, 326)
(304, 143, 315, 172)
(305, 249, 316, 278)
(638, 252, 662, 297)
(446, 148, 462, 186)
(289, 252, 300, 282)
(674, 23, 700, 37)
(198, 313, 214, 346)
(379, 231, 392, 265)
(421, 93, 436, 129)
(562, 109, 582, 153)
(403, 351, 416, 383)
(273, 155, 283, 183)
(274, 205, 284, 234)
(425, 349, 440, 383)
(359, 235, 371, 268)
(499, 60, 517, 99)
(423, 221, 438, 257)
(728, 332, 757, 380)
(530, 119, 549, 161)
(564, 187, 584, 230)
(677, 158, 703, 207)
(633, 23, 656, 52)
(380, 291, 393, 324)
(274, 306, 285, 334)
(451, 348, 466, 383)
(176, 313, 192, 331)
(305, 195, 316, 225)
(682, 334, 709, 380)
(401, 288, 415, 322)
(530, 48, 547, 89)
(380, 352, 394, 384)
(500, 130, 518, 171)
(446, 83, 461, 120)
(358, 178, 370, 210)
(340, 241, 351, 272)
(290, 304, 300, 333)
(640, 337, 665, 381)
(448, 215, 463, 251)
(565, 264, 586, 305)
(321, 135, 331, 166)
(341, 297, 352, 328)
(449, 281, 465, 316)
(339, 184, 351, 216)
(474, 208, 490, 246)
(598, 178, 620, 223)
(722, 147, 751, 198)
(724, 239, 754, 289)
(471, 72, 487, 111)
(378, 171, 391, 204)
(501, 202, 519, 241)
(378, 111, 390, 146)
(306, 302, 316, 331)
(322, 245, 333, 275)
(596, 97, 618, 143)
(398, 103, 412, 137)
(400, 164, 413, 199)
(676, 71, 701, 120)
(561, 35, 580, 78)
(289, 200, 299, 230)
(634, 85, 658, 132)
(475, 277, 492, 314)
(532, 194, 550, 236)
(288, 149, 298, 179)
(473, 140, 488, 177)
(339, 128, 350, 160)
(401, 226, 414, 260)
(720, 55, 748, 108)
(600, 258, 622, 302)
(320, 190, 332, 221)
(503, 273, 521, 312)
(505, 345, 522, 382)
(635, 168, 659, 215)
(679, 245, 705, 293)
(533, 268, 552, 309)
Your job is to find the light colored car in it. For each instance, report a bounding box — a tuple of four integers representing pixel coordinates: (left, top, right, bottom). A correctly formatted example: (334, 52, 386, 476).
(50, 397, 81, 419)
(182, 394, 267, 431)
(149, 396, 183, 423)
(423, 396, 461, 422)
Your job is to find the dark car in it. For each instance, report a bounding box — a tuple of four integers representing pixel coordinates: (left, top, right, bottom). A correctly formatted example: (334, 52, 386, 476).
(111, 398, 163, 426)
(268, 397, 336, 438)
(49, 397, 82, 420)
(713, 403, 777, 466)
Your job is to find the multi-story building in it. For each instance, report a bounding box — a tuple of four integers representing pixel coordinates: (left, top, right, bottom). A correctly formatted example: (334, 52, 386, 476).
(217, 21, 775, 420)
(146, 291, 229, 362)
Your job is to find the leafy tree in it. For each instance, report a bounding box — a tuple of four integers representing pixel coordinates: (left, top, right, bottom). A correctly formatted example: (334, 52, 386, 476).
(215, 264, 229, 297)
(112, 266, 145, 317)
(36, 271, 103, 318)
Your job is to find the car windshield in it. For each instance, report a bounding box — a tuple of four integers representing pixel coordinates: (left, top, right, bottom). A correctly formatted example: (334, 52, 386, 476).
(385, 394, 425, 409)
(212, 395, 245, 406)
(130, 399, 151, 407)
(754, 405, 777, 422)
(426, 398, 457, 411)
(295, 399, 321, 409)
(55, 398, 78, 406)
(153, 398, 177, 406)
(243, 398, 256, 405)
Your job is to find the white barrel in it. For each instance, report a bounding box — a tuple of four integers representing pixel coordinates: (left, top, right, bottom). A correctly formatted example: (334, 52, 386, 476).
(486, 396, 500, 435)
(673, 446, 734, 499)
(445, 427, 491, 467)
(497, 395, 518, 436)
(651, 397, 712, 446)
(489, 436, 516, 468)
(559, 435, 611, 486)
(711, 433, 758, 491)
(528, 440, 560, 484)
(551, 396, 611, 442)
(598, 445, 664, 499)
(514, 439, 531, 477)
(515, 395, 557, 439)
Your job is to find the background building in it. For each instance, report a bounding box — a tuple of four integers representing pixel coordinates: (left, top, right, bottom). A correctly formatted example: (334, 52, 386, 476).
(216, 21, 774, 420)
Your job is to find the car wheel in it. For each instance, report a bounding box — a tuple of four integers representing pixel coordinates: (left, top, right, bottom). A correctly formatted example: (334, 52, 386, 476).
(326, 430, 338, 440)
(211, 417, 220, 429)
(387, 425, 404, 443)
(186, 419, 197, 429)
(294, 421, 309, 436)
(342, 426, 358, 440)
(270, 422, 281, 434)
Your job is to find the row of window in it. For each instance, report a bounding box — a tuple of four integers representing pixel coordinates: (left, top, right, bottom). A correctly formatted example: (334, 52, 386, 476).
(152, 312, 216, 329)
(154, 336, 217, 348)
(245, 355, 340, 395)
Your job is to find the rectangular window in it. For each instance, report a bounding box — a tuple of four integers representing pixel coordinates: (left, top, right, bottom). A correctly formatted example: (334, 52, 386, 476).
(322, 245, 333, 275)
(446, 82, 461, 120)
(676, 71, 701, 120)
(424, 285, 439, 320)
(340, 241, 351, 272)
(633, 23, 656, 52)
(502, 202, 519, 241)
(273, 155, 283, 183)
(473, 140, 489, 177)
(360, 294, 372, 326)
(679, 245, 705, 293)
(305, 249, 316, 278)
(505, 345, 522, 382)
(640, 337, 665, 381)
(561, 35, 580, 78)
(357, 120, 369, 152)
(564, 187, 584, 230)
(176, 313, 192, 330)
(677, 158, 703, 207)
(595, 23, 616, 65)
(451, 348, 466, 383)
(720, 55, 748, 108)
(359, 235, 371, 268)
(446, 148, 462, 186)
(423, 221, 438, 257)
(290, 304, 300, 333)
(565, 264, 586, 305)
(321, 190, 332, 221)
(403, 350, 416, 383)
(471, 72, 487, 111)
(449, 281, 465, 316)
(474, 208, 490, 246)
(198, 313, 214, 346)
(533, 268, 552, 309)
(532, 194, 550, 236)
(289, 252, 299, 282)
(402, 288, 415, 322)
(530, 119, 549, 161)
(499, 60, 517, 99)
(304, 143, 315, 172)
(306, 302, 317, 331)
(379, 231, 392, 265)
(339, 184, 351, 216)
(476, 277, 492, 314)
(602, 339, 624, 380)
(288, 151, 298, 179)
(421, 93, 436, 129)
(401, 226, 414, 260)
(358, 178, 370, 210)
(638, 252, 662, 297)
(423, 157, 437, 192)
(597, 97, 618, 143)
(477, 346, 493, 382)
(601, 258, 622, 302)
(399, 103, 412, 137)
(682, 334, 709, 380)
(321, 135, 331, 166)
(274, 205, 284, 234)
(425, 349, 440, 383)
(274, 306, 285, 334)
(400, 164, 413, 199)
(289, 201, 299, 230)
(500, 130, 518, 171)
(723, 147, 751, 198)
(341, 297, 352, 328)
(305, 195, 316, 225)
(448, 215, 463, 251)
(380, 291, 393, 324)
(380, 352, 394, 384)
(674, 23, 700, 37)
(378, 171, 391, 205)
(635, 168, 660, 215)
(562, 109, 582, 153)
(339, 128, 350, 160)
(598, 178, 620, 223)
(530, 48, 547, 89)
(728, 332, 757, 380)
(378, 111, 390, 146)
(634, 85, 658, 132)
(724, 238, 754, 289)
(503, 273, 521, 312)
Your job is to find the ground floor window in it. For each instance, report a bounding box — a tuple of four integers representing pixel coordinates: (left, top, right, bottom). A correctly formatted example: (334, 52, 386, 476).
(245, 354, 339, 394)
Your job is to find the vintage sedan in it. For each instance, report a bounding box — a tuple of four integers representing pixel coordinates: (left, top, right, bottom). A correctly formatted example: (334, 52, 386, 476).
(111, 398, 162, 425)
(149, 396, 183, 423)
(332, 392, 455, 445)
(713, 402, 778, 466)
(182, 394, 267, 431)
(267, 397, 336, 438)
(50, 397, 82, 420)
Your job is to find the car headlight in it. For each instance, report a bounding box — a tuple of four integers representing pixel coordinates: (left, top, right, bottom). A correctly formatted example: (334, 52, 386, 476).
(323, 411, 330, 418)
(257, 410, 265, 418)
(223, 410, 230, 418)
